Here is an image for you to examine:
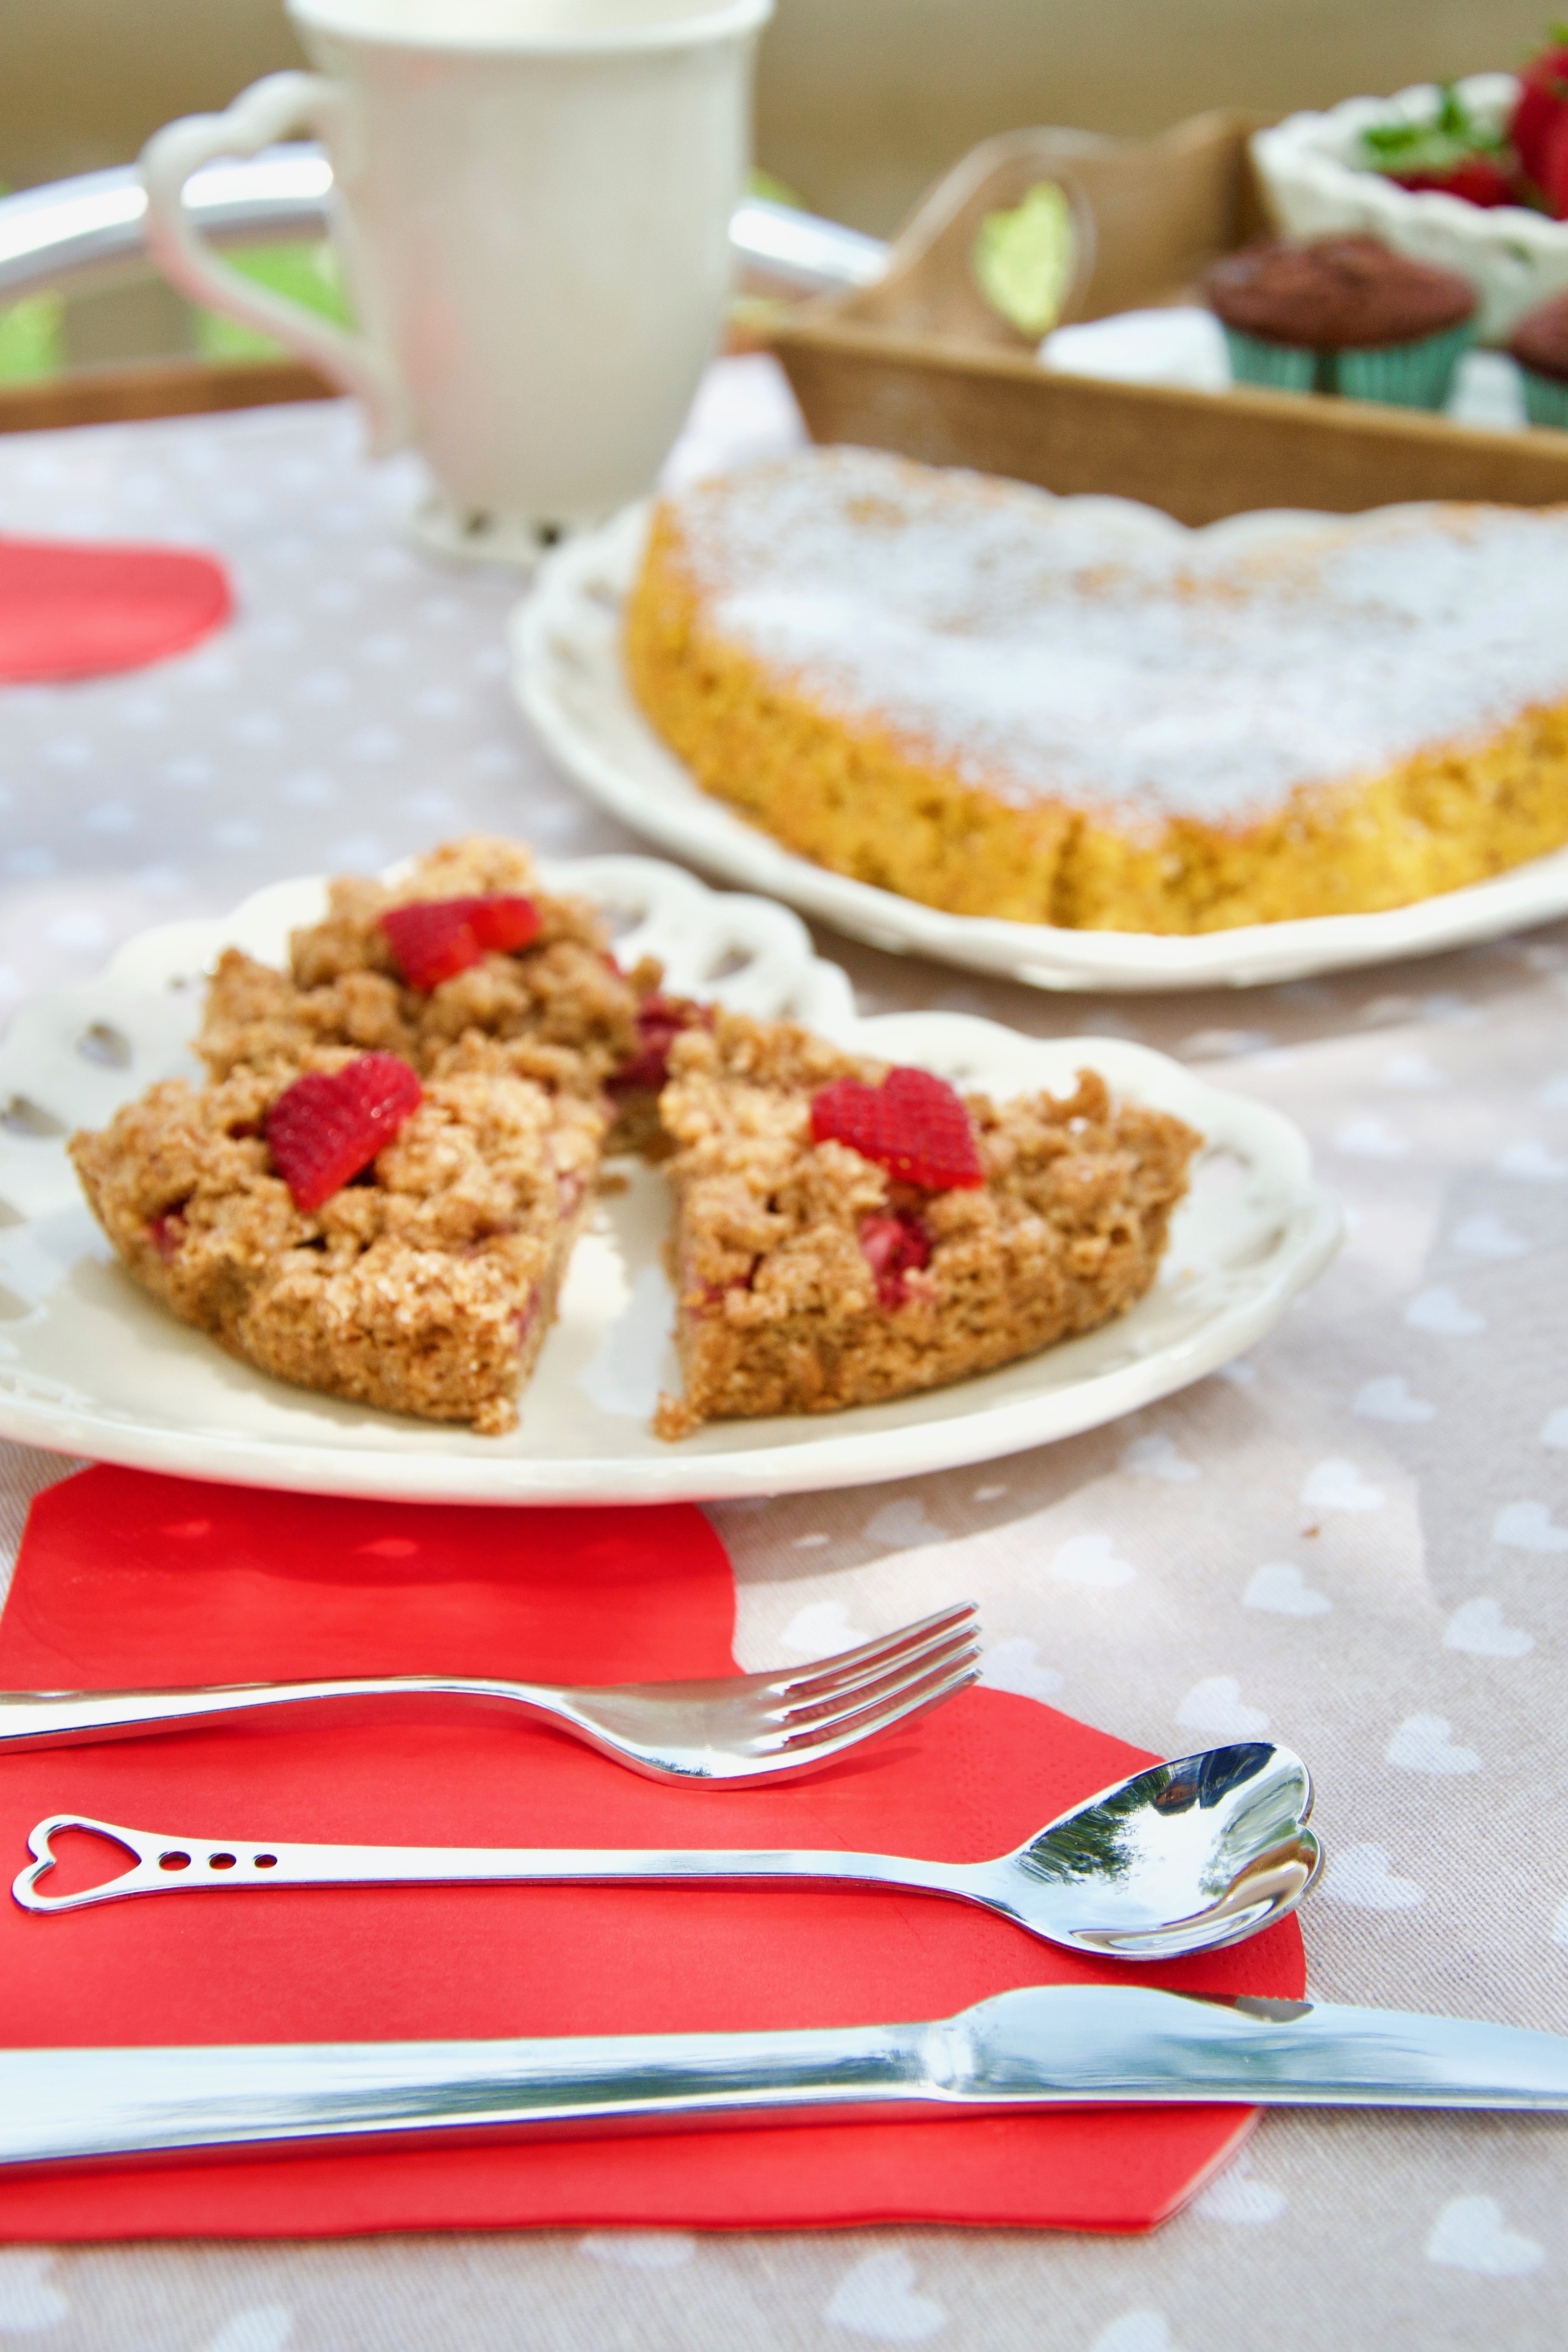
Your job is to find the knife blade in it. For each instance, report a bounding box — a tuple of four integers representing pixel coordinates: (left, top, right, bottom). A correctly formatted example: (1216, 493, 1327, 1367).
(4, 1984, 1567, 2171)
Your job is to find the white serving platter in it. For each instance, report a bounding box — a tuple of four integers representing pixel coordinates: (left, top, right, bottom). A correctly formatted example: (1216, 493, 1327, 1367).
(513, 498, 1568, 994)
(0, 857, 1339, 1506)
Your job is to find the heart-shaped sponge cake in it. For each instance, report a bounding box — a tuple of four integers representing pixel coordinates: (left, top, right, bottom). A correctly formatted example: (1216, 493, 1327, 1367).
(627, 446, 1568, 933)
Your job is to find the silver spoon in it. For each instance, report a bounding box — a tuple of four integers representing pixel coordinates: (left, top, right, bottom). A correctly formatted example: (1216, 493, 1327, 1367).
(16, 1741, 1319, 1959)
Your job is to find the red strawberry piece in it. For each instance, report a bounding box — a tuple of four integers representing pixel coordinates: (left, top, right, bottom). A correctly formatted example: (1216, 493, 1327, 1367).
(467, 894, 541, 953)
(380, 900, 484, 990)
(609, 995, 710, 1093)
(1543, 107, 1568, 219)
(1393, 155, 1517, 206)
(859, 1210, 933, 1308)
(148, 1206, 188, 1261)
(380, 894, 541, 989)
(1512, 42, 1568, 188)
(266, 1052, 424, 1213)
(811, 1066, 985, 1190)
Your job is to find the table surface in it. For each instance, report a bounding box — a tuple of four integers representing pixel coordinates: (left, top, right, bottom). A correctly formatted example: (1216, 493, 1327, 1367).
(2, 360, 1565, 2351)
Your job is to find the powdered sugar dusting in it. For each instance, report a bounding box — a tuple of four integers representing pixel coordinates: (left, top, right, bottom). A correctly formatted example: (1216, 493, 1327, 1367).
(664, 448, 1568, 832)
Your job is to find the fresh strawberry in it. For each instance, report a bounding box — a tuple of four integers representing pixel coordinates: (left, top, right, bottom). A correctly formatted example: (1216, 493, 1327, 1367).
(811, 1066, 985, 1190)
(380, 894, 541, 990)
(858, 1210, 933, 1308)
(266, 1052, 423, 1213)
(1361, 81, 1516, 208)
(467, 894, 541, 954)
(609, 994, 710, 1093)
(148, 1207, 187, 1260)
(1542, 104, 1568, 217)
(1391, 155, 1517, 206)
(1511, 35, 1568, 190)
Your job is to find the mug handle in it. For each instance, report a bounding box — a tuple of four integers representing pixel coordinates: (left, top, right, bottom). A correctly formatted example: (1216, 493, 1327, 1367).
(140, 71, 404, 455)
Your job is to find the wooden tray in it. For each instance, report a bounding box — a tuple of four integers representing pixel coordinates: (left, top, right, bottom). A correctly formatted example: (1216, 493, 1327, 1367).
(768, 111, 1568, 524)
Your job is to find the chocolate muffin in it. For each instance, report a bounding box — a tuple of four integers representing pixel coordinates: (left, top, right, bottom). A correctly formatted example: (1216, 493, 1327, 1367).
(1204, 235, 1476, 410)
(1508, 289, 1568, 429)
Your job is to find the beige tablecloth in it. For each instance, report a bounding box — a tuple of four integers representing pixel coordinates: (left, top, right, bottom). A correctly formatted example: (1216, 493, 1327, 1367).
(1, 365, 1565, 2350)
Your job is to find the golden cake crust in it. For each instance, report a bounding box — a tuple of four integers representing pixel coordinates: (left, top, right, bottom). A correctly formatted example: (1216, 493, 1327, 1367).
(626, 451, 1568, 934)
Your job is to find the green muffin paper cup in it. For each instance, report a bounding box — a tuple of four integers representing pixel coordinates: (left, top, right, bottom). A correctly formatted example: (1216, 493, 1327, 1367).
(1221, 327, 1319, 393)
(1333, 323, 1474, 411)
(1520, 366, 1568, 430)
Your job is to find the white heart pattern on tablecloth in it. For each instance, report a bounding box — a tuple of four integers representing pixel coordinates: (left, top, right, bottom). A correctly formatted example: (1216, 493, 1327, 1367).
(1335, 1115, 1409, 1158)
(1177, 1677, 1269, 1739)
(1452, 1212, 1529, 1258)
(1119, 1434, 1200, 1482)
(1405, 1287, 1486, 1336)
(1091, 2313, 1178, 2352)
(1499, 1138, 1568, 1179)
(1322, 1843, 1425, 1908)
(1493, 1501, 1568, 1552)
(0, 2253, 69, 2331)
(825, 2251, 947, 2341)
(1426, 2196, 1545, 2276)
(204, 2313, 294, 2352)
(1243, 1561, 1331, 1616)
(1542, 1406, 1568, 1448)
(863, 1497, 946, 1550)
(1353, 1376, 1436, 1424)
(1444, 1598, 1533, 1658)
(979, 1638, 1065, 1700)
(779, 1601, 872, 1658)
(1381, 1051, 1448, 1090)
(580, 2231, 695, 2269)
(1050, 1532, 1137, 1587)
(1387, 1713, 1482, 1774)
(1191, 2148, 1288, 2225)
(1301, 1458, 1384, 1511)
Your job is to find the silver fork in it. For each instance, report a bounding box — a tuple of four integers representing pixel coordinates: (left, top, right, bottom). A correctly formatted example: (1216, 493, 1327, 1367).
(0, 1603, 981, 1786)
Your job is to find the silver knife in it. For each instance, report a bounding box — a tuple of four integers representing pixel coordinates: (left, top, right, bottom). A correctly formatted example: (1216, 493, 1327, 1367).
(4, 1985, 1568, 2171)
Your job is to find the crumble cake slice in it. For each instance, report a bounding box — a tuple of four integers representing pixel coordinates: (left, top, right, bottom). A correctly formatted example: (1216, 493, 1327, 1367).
(198, 834, 655, 1096)
(71, 1050, 607, 1436)
(652, 1011, 1199, 1436)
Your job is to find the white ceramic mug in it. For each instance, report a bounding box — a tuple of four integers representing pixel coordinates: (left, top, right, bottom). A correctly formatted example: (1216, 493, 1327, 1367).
(141, 0, 772, 557)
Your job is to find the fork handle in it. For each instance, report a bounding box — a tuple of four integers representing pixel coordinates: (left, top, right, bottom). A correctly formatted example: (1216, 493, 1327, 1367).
(16, 1814, 970, 1915)
(0, 1678, 557, 1753)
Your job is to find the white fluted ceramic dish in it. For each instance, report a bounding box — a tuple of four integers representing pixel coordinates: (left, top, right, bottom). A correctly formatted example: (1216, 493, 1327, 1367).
(0, 859, 1339, 1504)
(514, 498, 1568, 994)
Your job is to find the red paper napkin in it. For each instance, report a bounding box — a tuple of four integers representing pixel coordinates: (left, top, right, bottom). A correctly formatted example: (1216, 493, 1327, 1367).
(0, 1467, 1304, 2239)
(0, 536, 231, 682)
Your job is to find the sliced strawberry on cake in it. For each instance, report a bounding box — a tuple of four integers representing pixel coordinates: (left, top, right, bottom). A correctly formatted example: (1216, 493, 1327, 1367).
(198, 835, 656, 1100)
(652, 1012, 1199, 1437)
(71, 1047, 607, 1435)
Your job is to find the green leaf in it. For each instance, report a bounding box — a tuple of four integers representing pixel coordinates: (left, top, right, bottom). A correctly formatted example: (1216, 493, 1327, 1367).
(971, 182, 1076, 338)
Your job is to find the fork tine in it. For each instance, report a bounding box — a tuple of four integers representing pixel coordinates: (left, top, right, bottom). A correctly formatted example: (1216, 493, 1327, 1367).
(765, 1656, 983, 1760)
(745, 1642, 981, 1758)
(765, 1628, 982, 1735)
(764, 1603, 980, 1701)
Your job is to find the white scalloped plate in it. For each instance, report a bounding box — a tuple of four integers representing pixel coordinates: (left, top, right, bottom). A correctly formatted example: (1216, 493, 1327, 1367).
(514, 498, 1568, 994)
(0, 857, 1339, 1504)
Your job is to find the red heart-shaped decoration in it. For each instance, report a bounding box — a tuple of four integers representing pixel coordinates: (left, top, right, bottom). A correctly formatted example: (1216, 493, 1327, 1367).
(0, 534, 232, 683)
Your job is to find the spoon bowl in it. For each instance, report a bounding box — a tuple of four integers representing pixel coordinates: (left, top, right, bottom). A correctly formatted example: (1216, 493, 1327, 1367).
(975, 1741, 1320, 1960)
